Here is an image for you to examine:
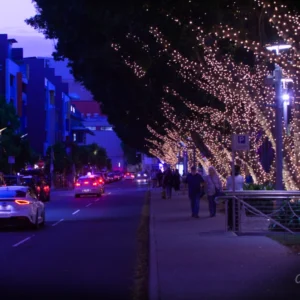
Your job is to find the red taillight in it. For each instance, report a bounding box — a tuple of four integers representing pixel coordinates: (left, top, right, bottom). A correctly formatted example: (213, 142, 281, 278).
(99, 179, 103, 184)
(84, 181, 89, 185)
(15, 199, 30, 205)
(92, 182, 98, 186)
(75, 182, 80, 187)
(131, 175, 134, 178)
(43, 185, 50, 192)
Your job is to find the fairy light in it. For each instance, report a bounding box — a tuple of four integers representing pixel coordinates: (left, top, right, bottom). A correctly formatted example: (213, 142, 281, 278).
(111, 0, 300, 189)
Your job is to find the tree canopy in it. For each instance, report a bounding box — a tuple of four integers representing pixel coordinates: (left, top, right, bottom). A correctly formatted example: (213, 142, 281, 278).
(26, 0, 300, 156)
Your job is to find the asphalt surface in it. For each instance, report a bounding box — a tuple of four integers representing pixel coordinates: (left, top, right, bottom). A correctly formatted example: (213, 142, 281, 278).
(0, 180, 148, 299)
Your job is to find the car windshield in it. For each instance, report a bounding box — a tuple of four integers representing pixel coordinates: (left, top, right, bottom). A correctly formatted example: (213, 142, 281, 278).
(0, 190, 27, 198)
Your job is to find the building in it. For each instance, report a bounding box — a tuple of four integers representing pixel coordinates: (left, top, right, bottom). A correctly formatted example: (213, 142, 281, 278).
(0, 34, 29, 132)
(46, 58, 125, 170)
(23, 57, 59, 155)
(70, 102, 93, 145)
(72, 101, 124, 171)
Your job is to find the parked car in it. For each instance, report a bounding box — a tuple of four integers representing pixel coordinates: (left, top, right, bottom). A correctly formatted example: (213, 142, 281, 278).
(74, 175, 104, 198)
(0, 186, 45, 229)
(106, 173, 115, 183)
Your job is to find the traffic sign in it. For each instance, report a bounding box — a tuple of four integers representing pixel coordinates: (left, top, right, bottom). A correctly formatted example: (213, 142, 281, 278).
(232, 134, 250, 151)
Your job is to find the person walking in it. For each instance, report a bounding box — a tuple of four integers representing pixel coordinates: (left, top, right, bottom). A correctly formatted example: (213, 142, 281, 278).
(205, 166, 223, 217)
(173, 169, 181, 191)
(226, 165, 244, 230)
(163, 168, 174, 199)
(185, 166, 205, 218)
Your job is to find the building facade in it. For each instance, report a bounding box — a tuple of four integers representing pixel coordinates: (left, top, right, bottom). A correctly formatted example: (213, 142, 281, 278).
(0, 34, 29, 132)
(72, 101, 124, 171)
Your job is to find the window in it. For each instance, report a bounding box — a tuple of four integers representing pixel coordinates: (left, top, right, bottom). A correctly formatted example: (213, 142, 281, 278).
(100, 126, 113, 131)
(10, 74, 14, 86)
(49, 91, 55, 105)
(65, 119, 70, 131)
(73, 133, 76, 142)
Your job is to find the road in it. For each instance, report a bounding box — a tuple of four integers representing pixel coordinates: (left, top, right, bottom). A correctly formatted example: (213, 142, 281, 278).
(0, 180, 148, 299)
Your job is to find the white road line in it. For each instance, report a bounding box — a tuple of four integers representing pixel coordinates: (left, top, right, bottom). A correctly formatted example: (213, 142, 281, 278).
(108, 192, 112, 195)
(52, 219, 64, 227)
(72, 209, 80, 215)
(12, 235, 34, 248)
(86, 203, 92, 207)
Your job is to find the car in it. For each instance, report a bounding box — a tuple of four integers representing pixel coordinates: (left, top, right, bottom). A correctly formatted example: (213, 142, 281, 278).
(0, 186, 45, 229)
(124, 172, 135, 180)
(74, 175, 104, 198)
(20, 176, 50, 202)
(106, 173, 115, 183)
(136, 172, 149, 183)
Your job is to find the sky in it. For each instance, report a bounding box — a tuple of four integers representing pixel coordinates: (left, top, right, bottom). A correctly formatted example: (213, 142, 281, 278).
(0, 0, 54, 57)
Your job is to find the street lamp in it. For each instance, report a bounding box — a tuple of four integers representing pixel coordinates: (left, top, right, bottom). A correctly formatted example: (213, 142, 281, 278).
(265, 43, 292, 190)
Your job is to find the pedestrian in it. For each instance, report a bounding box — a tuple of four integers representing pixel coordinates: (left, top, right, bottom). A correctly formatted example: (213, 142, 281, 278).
(173, 169, 181, 191)
(163, 168, 174, 199)
(205, 166, 223, 217)
(185, 166, 205, 218)
(226, 165, 244, 230)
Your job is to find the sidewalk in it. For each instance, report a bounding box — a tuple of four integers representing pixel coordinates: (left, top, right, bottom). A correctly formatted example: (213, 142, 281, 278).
(149, 189, 300, 300)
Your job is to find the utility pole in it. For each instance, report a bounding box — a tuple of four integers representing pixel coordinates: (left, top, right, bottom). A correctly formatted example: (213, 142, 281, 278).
(274, 64, 284, 190)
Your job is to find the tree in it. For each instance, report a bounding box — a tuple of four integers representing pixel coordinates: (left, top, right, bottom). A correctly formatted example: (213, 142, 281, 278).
(0, 97, 37, 173)
(72, 143, 109, 172)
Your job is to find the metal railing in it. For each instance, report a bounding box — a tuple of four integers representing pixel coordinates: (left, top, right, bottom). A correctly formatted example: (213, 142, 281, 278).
(215, 190, 300, 235)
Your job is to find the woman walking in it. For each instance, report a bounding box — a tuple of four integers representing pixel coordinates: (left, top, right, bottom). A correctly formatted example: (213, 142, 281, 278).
(205, 166, 222, 217)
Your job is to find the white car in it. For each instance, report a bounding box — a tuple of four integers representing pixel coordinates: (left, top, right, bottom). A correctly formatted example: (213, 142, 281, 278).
(74, 175, 104, 198)
(0, 186, 45, 229)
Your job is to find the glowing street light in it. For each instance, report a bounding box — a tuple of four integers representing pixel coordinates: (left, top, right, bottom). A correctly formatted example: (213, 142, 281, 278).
(266, 44, 292, 55)
(265, 43, 292, 190)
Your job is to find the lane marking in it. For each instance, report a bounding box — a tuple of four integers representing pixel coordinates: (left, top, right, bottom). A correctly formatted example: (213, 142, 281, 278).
(52, 219, 64, 227)
(72, 209, 80, 215)
(95, 199, 100, 202)
(108, 192, 112, 195)
(86, 203, 92, 207)
(12, 235, 34, 248)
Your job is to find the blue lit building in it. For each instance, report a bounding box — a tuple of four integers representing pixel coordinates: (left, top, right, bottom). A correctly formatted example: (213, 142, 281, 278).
(0, 34, 29, 132)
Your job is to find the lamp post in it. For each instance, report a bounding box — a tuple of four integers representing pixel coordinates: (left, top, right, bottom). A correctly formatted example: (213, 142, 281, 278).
(266, 44, 292, 190)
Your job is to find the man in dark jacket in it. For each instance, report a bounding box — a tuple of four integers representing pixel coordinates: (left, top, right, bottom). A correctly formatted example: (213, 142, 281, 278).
(185, 166, 205, 218)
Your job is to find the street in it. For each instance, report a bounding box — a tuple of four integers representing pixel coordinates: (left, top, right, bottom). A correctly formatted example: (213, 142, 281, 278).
(0, 180, 147, 299)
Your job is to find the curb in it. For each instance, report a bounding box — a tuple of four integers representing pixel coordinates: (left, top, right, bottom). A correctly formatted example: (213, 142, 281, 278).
(149, 191, 160, 300)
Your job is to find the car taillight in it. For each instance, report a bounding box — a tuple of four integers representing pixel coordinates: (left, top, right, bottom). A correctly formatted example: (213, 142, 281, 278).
(43, 185, 50, 192)
(131, 175, 134, 178)
(15, 199, 30, 205)
(75, 182, 80, 187)
(99, 179, 103, 184)
(92, 182, 98, 186)
(84, 181, 89, 185)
